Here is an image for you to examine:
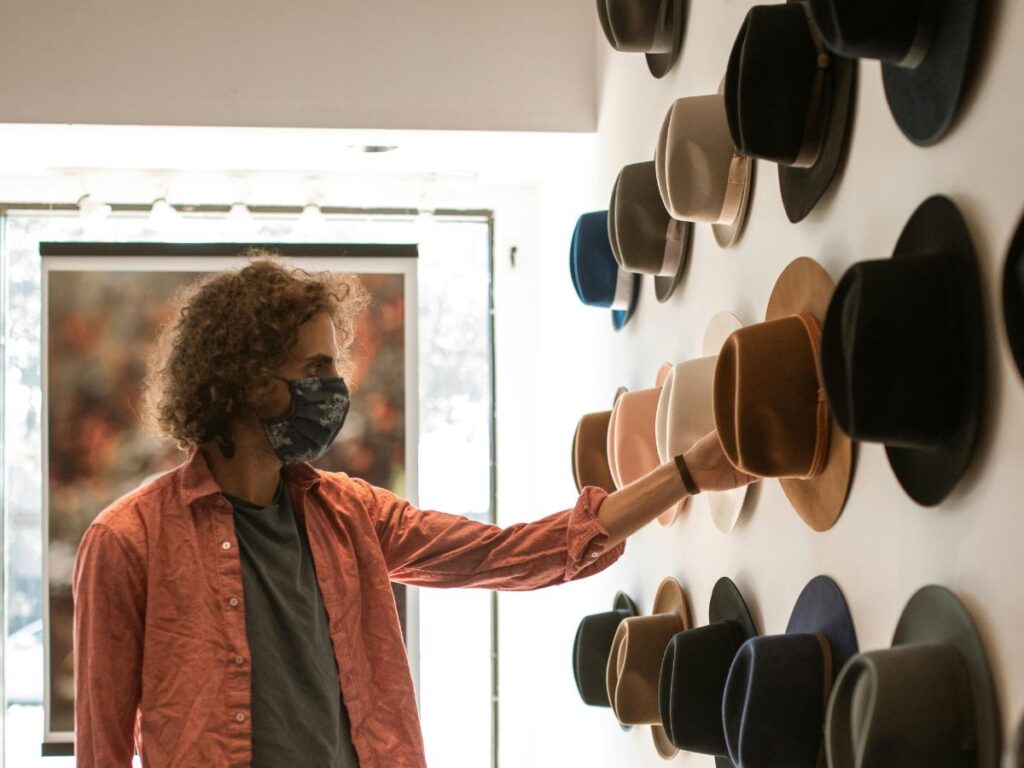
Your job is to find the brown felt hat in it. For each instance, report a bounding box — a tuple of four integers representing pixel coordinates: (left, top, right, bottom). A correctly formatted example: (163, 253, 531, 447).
(572, 388, 627, 494)
(713, 257, 853, 531)
(606, 577, 692, 759)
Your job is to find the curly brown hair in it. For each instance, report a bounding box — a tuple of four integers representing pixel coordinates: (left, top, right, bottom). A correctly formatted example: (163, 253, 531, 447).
(142, 249, 369, 457)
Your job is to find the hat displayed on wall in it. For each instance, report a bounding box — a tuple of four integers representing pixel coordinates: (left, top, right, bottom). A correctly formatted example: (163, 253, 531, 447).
(821, 195, 984, 507)
(608, 365, 671, 516)
(656, 312, 752, 532)
(572, 387, 628, 494)
(826, 585, 999, 767)
(725, 2, 856, 222)
(722, 575, 858, 768)
(596, 0, 687, 79)
(658, 577, 758, 767)
(1004, 209, 1024, 381)
(655, 94, 755, 248)
(570, 210, 642, 331)
(609, 161, 694, 302)
(1014, 711, 1024, 768)
(808, 0, 984, 145)
(606, 577, 692, 759)
(572, 591, 640, 713)
(714, 257, 854, 531)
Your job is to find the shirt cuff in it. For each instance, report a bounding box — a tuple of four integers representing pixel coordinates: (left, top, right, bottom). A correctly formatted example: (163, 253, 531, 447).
(564, 486, 626, 582)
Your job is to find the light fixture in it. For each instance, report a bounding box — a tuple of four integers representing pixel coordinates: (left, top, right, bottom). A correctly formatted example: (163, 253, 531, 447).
(226, 202, 259, 239)
(77, 194, 111, 222)
(295, 203, 327, 237)
(347, 144, 399, 154)
(148, 198, 180, 230)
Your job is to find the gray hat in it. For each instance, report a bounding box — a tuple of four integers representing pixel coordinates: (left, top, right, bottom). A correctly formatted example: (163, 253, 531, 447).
(596, 0, 687, 79)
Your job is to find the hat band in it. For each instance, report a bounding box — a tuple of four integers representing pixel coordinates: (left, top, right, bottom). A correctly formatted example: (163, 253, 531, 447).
(609, 267, 634, 310)
(658, 219, 688, 276)
(896, 0, 940, 69)
(791, 6, 832, 169)
(813, 630, 835, 768)
(716, 154, 749, 225)
(795, 312, 832, 479)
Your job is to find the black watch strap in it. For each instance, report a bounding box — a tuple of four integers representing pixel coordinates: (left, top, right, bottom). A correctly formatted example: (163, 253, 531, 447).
(674, 454, 701, 495)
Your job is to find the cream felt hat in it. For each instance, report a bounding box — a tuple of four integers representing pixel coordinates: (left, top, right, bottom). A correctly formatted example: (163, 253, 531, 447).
(655, 312, 750, 532)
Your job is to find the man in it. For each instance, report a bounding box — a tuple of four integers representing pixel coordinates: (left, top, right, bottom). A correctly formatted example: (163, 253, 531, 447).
(73, 254, 754, 767)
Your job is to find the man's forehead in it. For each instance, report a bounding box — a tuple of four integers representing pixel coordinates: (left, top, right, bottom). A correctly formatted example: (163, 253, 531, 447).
(291, 314, 339, 360)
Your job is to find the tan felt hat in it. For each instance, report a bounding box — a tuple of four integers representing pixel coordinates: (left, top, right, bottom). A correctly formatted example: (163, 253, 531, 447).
(571, 388, 627, 494)
(655, 93, 754, 249)
(607, 365, 671, 493)
(713, 257, 853, 531)
(606, 577, 692, 759)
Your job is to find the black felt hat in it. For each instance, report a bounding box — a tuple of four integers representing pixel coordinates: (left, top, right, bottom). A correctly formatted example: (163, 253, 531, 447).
(826, 585, 1000, 767)
(572, 591, 639, 710)
(1003, 209, 1024, 381)
(658, 577, 757, 768)
(596, 0, 687, 79)
(809, 0, 984, 145)
(821, 195, 985, 507)
(722, 575, 858, 768)
(725, 2, 856, 222)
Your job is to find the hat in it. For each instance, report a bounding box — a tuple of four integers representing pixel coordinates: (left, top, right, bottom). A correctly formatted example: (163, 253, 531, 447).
(607, 365, 671, 508)
(655, 94, 755, 248)
(572, 388, 627, 494)
(596, 0, 687, 79)
(656, 312, 752, 532)
(714, 257, 854, 531)
(1014, 712, 1024, 768)
(610, 161, 694, 302)
(821, 195, 984, 507)
(607, 577, 691, 759)
(572, 591, 640, 712)
(808, 0, 984, 145)
(826, 585, 1000, 767)
(1004, 209, 1024, 381)
(658, 577, 758, 767)
(570, 210, 641, 331)
(722, 575, 858, 768)
(725, 2, 856, 222)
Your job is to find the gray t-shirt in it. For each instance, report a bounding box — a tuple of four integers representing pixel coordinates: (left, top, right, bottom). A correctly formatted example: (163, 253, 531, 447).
(226, 474, 360, 768)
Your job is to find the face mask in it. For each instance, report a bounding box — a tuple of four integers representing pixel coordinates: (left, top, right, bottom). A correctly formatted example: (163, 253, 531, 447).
(261, 376, 350, 465)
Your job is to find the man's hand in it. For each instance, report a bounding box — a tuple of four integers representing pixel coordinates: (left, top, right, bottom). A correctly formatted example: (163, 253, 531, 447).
(682, 430, 759, 493)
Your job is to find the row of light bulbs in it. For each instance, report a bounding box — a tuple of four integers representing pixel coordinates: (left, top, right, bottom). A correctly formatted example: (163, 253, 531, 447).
(75, 195, 329, 231)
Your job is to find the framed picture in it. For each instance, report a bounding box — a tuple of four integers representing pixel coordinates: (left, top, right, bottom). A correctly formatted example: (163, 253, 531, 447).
(39, 242, 419, 752)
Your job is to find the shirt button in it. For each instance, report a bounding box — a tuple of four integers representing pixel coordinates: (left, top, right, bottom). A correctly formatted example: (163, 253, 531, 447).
(234, 655, 245, 665)
(228, 597, 239, 607)
(221, 541, 232, 550)
(589, 550, 600, 559)
(235, 712, 246, 723)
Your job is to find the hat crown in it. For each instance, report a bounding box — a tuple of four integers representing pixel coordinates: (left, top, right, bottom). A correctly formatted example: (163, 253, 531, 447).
(725, 4, 826, 165)
(659, 621, 747, 754)
(570, 210, 636, 315)
(612, 161, 677, 275)
(656, 95, 737, 222)
(714, 315, 828, 479)
(827, 645, 977, 765)
(608, 386, 662, 488)
(573, 605, 636, 707)
(809, 0, 934, 64)
(573, 411, 615, 493)
(656, 356, 717, 461)
(608, 613, 685, 726)
(821, 253, 966, 449)
(600, 0, 675, 53)
(723, 633, 831, 766)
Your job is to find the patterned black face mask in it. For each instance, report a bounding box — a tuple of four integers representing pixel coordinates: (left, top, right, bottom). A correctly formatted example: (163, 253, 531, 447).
(261, 376, 351, 465)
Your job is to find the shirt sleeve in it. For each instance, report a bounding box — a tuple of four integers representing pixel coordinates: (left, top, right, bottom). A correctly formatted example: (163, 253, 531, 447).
(358, 480, 625, 590)
(73, 523, 145, 767)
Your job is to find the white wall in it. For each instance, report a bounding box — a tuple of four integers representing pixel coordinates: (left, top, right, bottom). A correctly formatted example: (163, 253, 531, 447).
(0, 0, 595, 132)
(494, 1, 1024, 766)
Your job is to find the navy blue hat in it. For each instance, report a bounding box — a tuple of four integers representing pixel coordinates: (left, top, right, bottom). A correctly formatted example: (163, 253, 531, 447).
(570, 210, 641, 330)
(659, 577, 758, 767)
(572, 591, 639, 712)
(722, 575, 858, 767)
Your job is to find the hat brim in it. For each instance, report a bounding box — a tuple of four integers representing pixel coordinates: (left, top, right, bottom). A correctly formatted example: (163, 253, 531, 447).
(708, 577, 757, 640)
(1003, 210, 1024, 381)
(766, 258, 854, 531)
(701, 313, 753, 533)
(612, 273, 641, 331)
(645, 0, 687, 79)
(891, 585, 1000, 764)
(654, 220, 694, 303)
(884, 195, 984, 506)
(777, 54, 856, 222)
(881, 0, 984, 145)
(712, 154, 755, 248)
(651, 577, 691, 759)
(786, 575, 858, 674)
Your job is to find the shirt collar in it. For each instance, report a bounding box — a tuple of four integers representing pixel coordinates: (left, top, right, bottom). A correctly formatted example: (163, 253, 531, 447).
(180, 445, 322, 506)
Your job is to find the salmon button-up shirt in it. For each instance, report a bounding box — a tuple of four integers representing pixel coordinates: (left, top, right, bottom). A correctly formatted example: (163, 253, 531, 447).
(73, 447, 624, 767)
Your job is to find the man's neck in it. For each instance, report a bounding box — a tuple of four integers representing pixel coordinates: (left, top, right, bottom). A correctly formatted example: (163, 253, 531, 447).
(202, 430, 284, 507)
